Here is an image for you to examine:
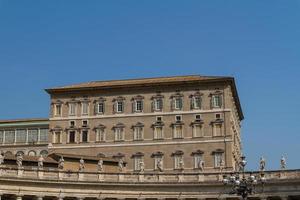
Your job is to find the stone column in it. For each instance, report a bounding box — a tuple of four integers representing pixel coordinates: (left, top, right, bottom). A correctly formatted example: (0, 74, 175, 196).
(36, 196, 43, 200)
(16, 196, 22, 200)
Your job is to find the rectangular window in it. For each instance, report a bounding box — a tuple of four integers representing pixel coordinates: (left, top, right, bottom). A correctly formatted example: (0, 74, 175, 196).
(82, 120, 88, 127)
(82, 102, 89, 115)
(82, 130, 88, 142)
(16, 129, 26, 143)
(117, 101, 124, 113)
(134, 156, 143, 171)
(39, 129, 49, 142)
(0, 131, 3, 143)
(4, 130, 15, 144)
(216, 113, 221, 119)
(193, 124, 203, 137)
(194, 154, 203, 169)
(115, 128, 124, 141)
(69, 131, 76, 143)
(212, 95, 222, 108)
(70, 121, 75, 127)
(154, 156, 163, 170)
(174, 155, 183, 169)
(173, 125, 183, 138)
(174, 98, 183, 110)
(175, 115, 182, 122)
(55, 104, 62, 116)
(156, 116, 162, 122)
(214, 153, 223, 167)
(214, 124, 222, 136)
(193, 97, 202, 109)
(54, 131, 61, 143)
(28, 129, 38, 143)
(96, 129, 105, 142)
(98, 102, 104, 114)
(154, 126, 163, 139)
(69, 103, 76, 116)
(134, 127, 143, 140)
(135, 100, 143, 112)
(195, 114, 201, 121)
(154, 98, 163, 111)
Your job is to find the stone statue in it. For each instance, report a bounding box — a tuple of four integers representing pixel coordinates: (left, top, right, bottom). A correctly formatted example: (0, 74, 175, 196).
(97, 159, 103, 172)
(79, 158, 85, 172)
(139, 160, 145, 172)
(118, 159, 124, 172)
(260, 156, 266, 171)
(38, 155, 44, 168)
(219, 158, 225, 171)
(0, 153, 4, 165)
(179, 157, 184, 169)
(157, 158, 163, 172)
(16, 153, 23, 168)
(197, 159, 205, 171)
(58, 156, 64, 170)
(280, 156, 286, 170)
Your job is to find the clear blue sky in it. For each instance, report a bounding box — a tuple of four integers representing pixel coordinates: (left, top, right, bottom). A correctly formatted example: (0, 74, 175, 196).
(0, 0, 299, 170)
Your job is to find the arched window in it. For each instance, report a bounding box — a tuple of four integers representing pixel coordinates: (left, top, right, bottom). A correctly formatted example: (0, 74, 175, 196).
(5, 151, 13, 156)
(40, 150, 48, 156)
(28, 150, 36, 156)
(16, 151, 25, 156)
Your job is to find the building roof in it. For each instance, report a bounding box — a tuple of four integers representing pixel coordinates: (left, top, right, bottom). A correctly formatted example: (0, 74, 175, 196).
(0, 118, 49, 124)
(0, 118, 49, 128)
(45, 75, 244, 120)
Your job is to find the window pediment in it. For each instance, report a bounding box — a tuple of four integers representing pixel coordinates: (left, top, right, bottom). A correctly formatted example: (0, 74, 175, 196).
(189, 91, 203, 98)
(171, 150, 184, 156)
(51, 100, 64, 105)
(131, 152, 144, 158)
(132, 122, 144, 128)
(191, 150, 204, 155)
(131, 95, 144, 101)
(112, 96, 125, 102)
(152, 121, 164, 127)
(170, 92, 183, 99)
(93, 124, 106, 130)
(151, 151, 164, 157)
(212, 149, 224, 154)
(113, 123, 125, 129)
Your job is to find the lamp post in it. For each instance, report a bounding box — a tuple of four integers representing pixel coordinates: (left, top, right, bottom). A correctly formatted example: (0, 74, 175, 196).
(222, 156, 266, 200)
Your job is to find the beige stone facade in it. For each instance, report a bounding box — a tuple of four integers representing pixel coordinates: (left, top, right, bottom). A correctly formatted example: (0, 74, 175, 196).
(46, 75, 243, 172)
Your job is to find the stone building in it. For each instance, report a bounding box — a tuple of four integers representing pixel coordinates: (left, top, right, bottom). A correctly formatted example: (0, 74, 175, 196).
(46, 75, 243, 173)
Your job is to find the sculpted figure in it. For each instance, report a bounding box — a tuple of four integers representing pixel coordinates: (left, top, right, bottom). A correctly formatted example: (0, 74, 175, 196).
(38, 155, 44, 168)
(157, 158, 163, 172)
(0, 153, 4, 165)
(139, 160, 145, 172)
(58, 156, 64, 170)
(97, 159, 103, 172)
(219, 158, 225, 171)
(179, 157, 184, 169)
(260, 156, 266, 171)
(198, 159, 205, 171)
(79, 158, 85, 172)
(280, 156, 286, 170)
(16, 153, 23, 168)
(118, 159, 124, 172)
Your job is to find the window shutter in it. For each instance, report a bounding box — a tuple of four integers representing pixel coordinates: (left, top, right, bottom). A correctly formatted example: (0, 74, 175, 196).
(171, 99, 174, 111)
(151, 100, 154, 112)
(141, 101, 143, 111)
(113, 102, 115, 113)
(219, 95, 223, 107)
(160, 99, 163, 110)
(190, 98, 194, 110)
(94, 103, 97, 115)
(132, 101, 135, 113)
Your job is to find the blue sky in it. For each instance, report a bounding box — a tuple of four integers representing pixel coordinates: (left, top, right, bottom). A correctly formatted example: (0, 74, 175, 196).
(0, 0, 299, 170)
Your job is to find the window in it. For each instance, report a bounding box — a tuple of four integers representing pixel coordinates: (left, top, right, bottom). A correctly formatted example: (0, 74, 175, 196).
(154, 126, 163, 139)
(69, 131, 76, 143)
(97, 102, 105, 114)
(16, 129, 26, 143)
(82, 120, 88, 127)
(53, 131, 61, 143)
(96, 129, 105, 142)
(173, 125, 183, 138)
(216, 113, 221, 119)
(192, 96, 202, 109)
(28, 150, 36, 156)
(0, 131, 3, 143)
(195, 114, 201, 121)
(69, 103, 76, 116)
(213, 124, 222, 136)
(134, 156, 144, 171)
(212, 95, 222, 108)
(82, 130, 88, 143)
(154, 156, 163, 171)
(193, 124, 203, 137)
(174, 97, 183, 110)
(174, 155, 184, 169)
(114, 128, 124, 141)
(116, 101, 124, 113)
(194, 154, 203, 169)
(154, 98, 163, 111)
(70, 121, 75, 127)
(175, 115, 182, 122)
(214, 152, 223, 167)
(55, 104, 62, 116)
(4, 130, 15, 144)
(133, 126, 143, 140)
(39, 129, 49, 142)
(156, 116, 162, 122)
(40, 150, 48, 156)
(135, 100, 143, 112)
(82, 102, 89, 115)
(28, 129, 38, 143)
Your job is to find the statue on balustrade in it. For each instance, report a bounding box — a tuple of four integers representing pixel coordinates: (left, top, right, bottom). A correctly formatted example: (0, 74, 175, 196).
(260, 156, 266, 171)
(0, 153, 4, 165)
(281, 156, 286, 170)
(179, 157, 184, 170)
(97, 159, 103, 172)
(139, 160, 145, 172)
(38, 155, 44, 168)
(219, 158, 225, 172)
(58, 156, 64, 170)
(118, 159, 124, 172)
(197, 159, 205, 171)
(79, 158, 85, 172)
(157, 158, 163, 172)
(16, 153, 23, 168)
